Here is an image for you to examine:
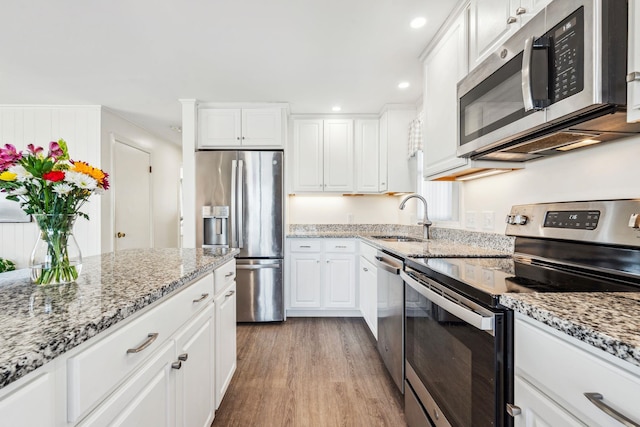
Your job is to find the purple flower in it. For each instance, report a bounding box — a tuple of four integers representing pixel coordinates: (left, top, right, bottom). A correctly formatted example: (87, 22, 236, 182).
(48, 141, 64, 159)
(27, 144, 44, 155)
(0, 144, 22, 169)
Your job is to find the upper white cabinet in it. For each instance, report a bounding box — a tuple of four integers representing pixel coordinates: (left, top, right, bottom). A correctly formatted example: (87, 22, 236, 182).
(198, 107, 283, 148)
(628, 0, 640, 123)
(379, 108, 416, 193)
(423, 11, 469, 178)
(292, 119, 354, 193)
(355, 119, 380, 193)
(468, 0, 551, 70)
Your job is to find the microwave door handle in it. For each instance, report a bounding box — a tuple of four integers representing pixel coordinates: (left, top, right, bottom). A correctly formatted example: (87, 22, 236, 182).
(522, 36, 536, 111)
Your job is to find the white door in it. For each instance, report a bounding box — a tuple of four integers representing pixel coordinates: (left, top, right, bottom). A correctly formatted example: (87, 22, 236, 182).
(293, 120, 324, 192)
(468, 0, 519, 70)
(355, 119, 380, 193)
(198, 109, 241, 148)
(289, 253, 322, 308)
(323, 119, 354, 192)
(215, 283, 236, 409)
(324, 253, 356, 308)
(114, 141, 152, 250)
(241, 108, 282, 146)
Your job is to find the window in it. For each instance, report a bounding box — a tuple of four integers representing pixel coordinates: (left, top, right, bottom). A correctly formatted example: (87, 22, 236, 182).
(415, 151, 460, 222)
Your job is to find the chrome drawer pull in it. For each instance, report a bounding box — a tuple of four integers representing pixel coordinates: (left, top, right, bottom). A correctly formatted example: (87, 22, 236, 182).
(225, 272, 235, 277)
(506, 403, 522, 417)
(335, 245, 347, 248)
(178, 353, 188, 361)
(192, 293, 209, 303)
(172, 361, 182, 370)
(627, 72, 640, 83)
(299, 245, 311, 248)
(225, 290, 235, 298)
(126, 333, 158, 354)
(584, 393, 640, 427)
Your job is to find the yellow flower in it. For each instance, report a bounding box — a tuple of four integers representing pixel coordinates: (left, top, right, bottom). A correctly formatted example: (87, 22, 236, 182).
(71, 161, 105, 182)
(0, 171, 17, 181)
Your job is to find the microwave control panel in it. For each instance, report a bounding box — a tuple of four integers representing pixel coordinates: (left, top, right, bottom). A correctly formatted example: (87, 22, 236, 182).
(549, 7, 584, 103)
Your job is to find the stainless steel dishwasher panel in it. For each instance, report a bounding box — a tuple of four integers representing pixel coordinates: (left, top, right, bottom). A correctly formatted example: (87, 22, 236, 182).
(376, 250, 404, 393)
(235, 259, 284, 322)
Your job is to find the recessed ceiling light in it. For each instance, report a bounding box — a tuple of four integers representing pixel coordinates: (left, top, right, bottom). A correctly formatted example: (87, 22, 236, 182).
(332, 106, 341, 112)
(398, 82, 410, 89)
(410, 17, 426, 29)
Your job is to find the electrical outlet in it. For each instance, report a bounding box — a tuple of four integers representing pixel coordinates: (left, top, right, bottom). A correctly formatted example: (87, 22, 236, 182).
(347, 213, 354, 224)
(465, 211, 477, 229)
(482, 211, 495, 230)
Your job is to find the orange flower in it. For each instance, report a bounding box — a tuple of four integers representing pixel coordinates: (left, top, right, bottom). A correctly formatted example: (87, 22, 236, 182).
(71, 161, 105, 183)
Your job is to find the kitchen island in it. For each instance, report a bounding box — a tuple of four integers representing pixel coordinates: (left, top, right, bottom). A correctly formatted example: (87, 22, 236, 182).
(0, 247, 238, 427)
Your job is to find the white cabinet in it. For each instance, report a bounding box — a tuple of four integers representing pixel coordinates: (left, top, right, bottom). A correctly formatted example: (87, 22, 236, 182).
(323, 120, 354, 192)
(175, 305, 215, 427)
(468, 0, 551, 70)
(0, 369, 56, 427)
(292, 119, 354, 193)
(214, 279, 236, 409)
(358, 256, 377, 339)
(423, 11, 469, 178)
(629, 0, 640, 123)
(198, 108, 282, 148)
(511, 314, 640, 427)
(355, 119, 380, 193)
(287, 239, 358, 315)
(379, 108, 416, 193)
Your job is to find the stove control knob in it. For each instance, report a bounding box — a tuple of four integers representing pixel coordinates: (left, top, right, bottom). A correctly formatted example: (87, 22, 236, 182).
(629, 213, 640, 229)
(513, 214, 528, 225)
(505, 215, 515, 224)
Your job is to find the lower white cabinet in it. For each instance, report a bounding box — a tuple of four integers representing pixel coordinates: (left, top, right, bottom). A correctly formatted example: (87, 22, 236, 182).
(512, 314, 640, 427)
(0, 368, 56, 427)
(287, 239, 357, 315)
(358, 256, 377, 339)
(214, 280, 237, 409)
(176, 305, 216, 427)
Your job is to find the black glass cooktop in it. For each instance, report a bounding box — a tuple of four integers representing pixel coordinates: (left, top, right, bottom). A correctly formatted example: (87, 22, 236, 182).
(405, 256, 640, 308)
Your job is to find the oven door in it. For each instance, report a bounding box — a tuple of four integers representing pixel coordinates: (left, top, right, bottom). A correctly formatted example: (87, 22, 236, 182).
(402, 269, 509, 427)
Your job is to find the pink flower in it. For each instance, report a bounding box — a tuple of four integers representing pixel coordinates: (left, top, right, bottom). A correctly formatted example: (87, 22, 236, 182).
(0, 144, 22, 169)
(48, 141, 64, 159)
(27, 144, 44, 155)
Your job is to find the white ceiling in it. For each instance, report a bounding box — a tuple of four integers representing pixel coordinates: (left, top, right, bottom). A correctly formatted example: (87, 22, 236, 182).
(0, 0, 457, 145)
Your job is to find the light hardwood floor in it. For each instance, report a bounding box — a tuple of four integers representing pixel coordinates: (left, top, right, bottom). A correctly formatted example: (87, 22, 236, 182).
(212, 317, 406, 427)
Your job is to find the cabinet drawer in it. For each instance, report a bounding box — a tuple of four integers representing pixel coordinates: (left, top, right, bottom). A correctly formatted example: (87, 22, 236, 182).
(360, 240, 378, 263)
(515, 317, 640, 427)
(67, 273, 214, 422)
(290, 240, 321, 252)
(323, 239, 356, 252)
(214, 259, 236, 295)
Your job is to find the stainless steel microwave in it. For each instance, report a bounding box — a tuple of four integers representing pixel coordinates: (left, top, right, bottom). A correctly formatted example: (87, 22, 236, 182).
(457, 0, 640, 161)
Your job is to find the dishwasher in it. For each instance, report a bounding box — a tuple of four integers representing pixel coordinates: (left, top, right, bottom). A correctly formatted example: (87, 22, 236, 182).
(376, 250, 404, 393)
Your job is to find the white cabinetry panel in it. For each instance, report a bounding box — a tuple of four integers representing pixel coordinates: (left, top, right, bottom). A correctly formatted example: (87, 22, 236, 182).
(292, 120, 324, 192)
(241, 109, 282, 146)
(198, 109, 241, 147)
(629, 0, 640, 123)
(355, 119, 380, 193)
(324, 254, 356, 308)
(214, 281, 236, 409)
(323, 120, 354, 192)
(198, 108, 282, 148)
(0, 370, 55, 427)
(290, 253, 322, 308)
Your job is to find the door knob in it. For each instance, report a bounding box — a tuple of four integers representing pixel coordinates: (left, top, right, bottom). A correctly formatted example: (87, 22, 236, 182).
(116, 232, 126, 238)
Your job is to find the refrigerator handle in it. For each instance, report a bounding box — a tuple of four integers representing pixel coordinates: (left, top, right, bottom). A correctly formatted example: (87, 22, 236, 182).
(230, 160, 237, 248)
(237, 159, 244, 249)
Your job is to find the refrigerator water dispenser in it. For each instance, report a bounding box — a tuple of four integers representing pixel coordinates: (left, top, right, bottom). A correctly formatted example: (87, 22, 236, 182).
(203, 206, 229, 247)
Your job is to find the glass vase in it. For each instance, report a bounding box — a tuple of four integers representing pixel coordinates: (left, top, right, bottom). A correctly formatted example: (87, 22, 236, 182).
(30, 214, 83, 285)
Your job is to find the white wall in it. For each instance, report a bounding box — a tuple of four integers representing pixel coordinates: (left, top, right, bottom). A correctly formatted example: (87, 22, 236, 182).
(0, 106, 102, 268)
(100, 110, 181, 253)
(461, 136, 640, 233)
(287, 194, 416, 224)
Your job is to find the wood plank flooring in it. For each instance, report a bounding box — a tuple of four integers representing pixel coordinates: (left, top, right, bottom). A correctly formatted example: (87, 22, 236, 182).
(212, 317, 406, 427)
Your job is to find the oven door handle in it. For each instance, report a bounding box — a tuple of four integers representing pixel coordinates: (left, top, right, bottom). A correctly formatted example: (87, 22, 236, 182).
(401, 271, 495, 332)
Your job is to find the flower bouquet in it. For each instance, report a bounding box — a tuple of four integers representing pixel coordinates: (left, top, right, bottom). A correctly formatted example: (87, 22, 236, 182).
(0, 140, 109, 285)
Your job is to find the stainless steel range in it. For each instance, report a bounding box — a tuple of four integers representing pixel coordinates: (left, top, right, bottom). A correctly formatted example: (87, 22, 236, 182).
(403, 199, 640, 427)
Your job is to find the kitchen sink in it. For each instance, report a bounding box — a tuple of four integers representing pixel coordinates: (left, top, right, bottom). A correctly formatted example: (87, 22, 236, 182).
(371, 235, 426, 243)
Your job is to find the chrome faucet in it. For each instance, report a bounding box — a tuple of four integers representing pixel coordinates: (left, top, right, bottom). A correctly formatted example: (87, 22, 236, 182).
(399, 194, 432, 240)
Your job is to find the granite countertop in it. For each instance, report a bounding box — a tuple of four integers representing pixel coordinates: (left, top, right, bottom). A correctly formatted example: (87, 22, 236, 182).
(500, 293, 640, 368)
(0, 247, 238, 390)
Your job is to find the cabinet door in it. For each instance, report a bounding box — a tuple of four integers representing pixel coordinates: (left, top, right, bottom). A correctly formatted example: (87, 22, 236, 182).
(78, 341, 176, 427)
(324, 253, 356, 308)
(359, 256, 378, 339)
(518, 0, 552, 26)
(289, 253, 322, 308)
(378, 114, 388, 192)
(468, 0, 519, 70)
(355, 119, 380, 193)
(293, 120, 324, 192)
(385, 109, 416, 193)
(0, 371, 55, 427)
(323, 119, 354, 192)
(241, 108, 282, 147)
(215, 283, 237, 409)
(175, 304, 216, 427)
(198, 109, 242, 148)
(513, 376, 585, 427)
(629, 0, 640, 123)
(423, 11, 469, 177)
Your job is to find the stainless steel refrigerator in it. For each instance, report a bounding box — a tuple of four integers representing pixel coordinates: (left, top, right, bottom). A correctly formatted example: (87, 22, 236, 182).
(196, 150, 284, 322)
